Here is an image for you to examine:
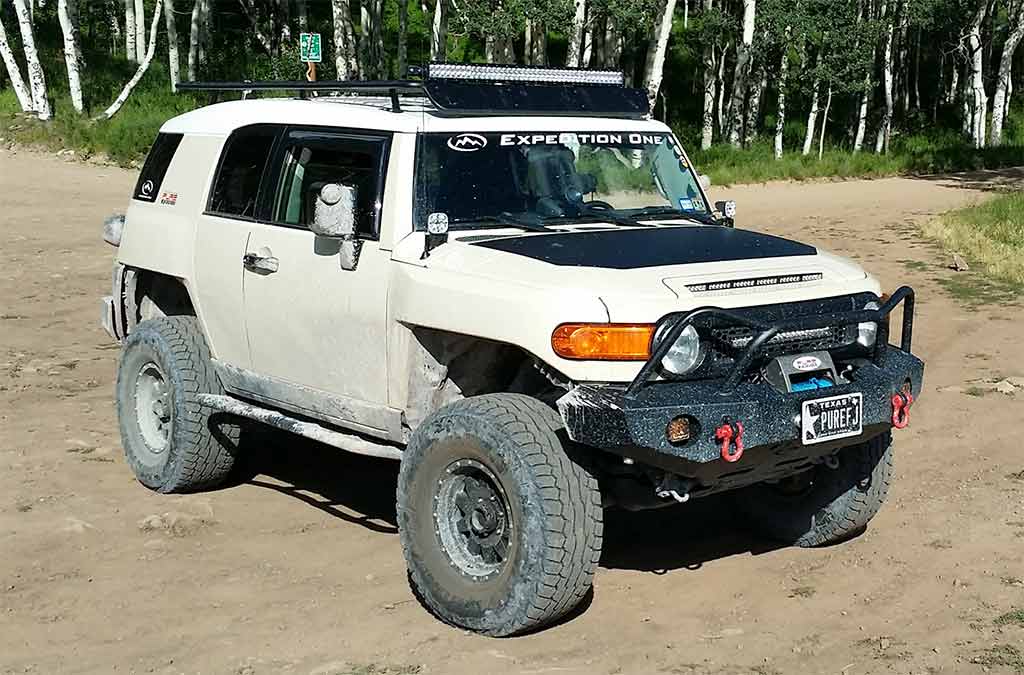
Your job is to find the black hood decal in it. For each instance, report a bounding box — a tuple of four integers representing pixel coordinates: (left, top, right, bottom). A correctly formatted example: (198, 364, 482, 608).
(470, 226, 816, 269)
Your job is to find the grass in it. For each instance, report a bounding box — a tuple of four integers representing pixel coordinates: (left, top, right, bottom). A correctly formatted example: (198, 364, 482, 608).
(996, 609, 1024, 628)
(972, 644, 1024, 672)
(922, 191, 1024, 300)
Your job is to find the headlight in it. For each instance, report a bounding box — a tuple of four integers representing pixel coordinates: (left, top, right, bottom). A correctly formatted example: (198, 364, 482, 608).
(654, 323, 703, 375)
(857, 301, 879, 348)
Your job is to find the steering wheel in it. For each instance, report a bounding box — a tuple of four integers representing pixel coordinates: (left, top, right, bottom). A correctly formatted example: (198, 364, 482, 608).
(583, 200, 615, 210)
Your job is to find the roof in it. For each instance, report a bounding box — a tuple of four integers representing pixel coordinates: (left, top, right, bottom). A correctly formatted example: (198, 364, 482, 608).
(160, 97, 672, 137)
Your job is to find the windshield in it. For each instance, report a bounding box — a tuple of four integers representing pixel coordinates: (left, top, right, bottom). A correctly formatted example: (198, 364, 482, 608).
(413, 131, 709, 230)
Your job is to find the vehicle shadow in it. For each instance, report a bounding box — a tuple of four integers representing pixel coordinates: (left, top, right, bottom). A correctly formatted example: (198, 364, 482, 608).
(906, 165, 1024, 192)
(232, 428, 783, 572)
(233, 427, 399, 534)
(599, 498, 783, 573)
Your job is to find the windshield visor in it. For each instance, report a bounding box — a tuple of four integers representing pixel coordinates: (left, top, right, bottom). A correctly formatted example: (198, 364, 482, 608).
(413, 131, 708, 229)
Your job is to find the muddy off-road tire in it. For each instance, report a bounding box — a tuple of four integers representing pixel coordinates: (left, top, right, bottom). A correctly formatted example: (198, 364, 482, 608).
(116, 316, 239, 493)
(733, 432, 893, 547)
(397, 394, 603, 637)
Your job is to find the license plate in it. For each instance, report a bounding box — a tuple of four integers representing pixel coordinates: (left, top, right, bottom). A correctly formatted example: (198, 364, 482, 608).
(801, 393, 863, 445)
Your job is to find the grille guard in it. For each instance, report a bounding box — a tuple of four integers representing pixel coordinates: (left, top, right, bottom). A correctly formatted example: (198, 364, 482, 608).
(625, 286, 916, 399)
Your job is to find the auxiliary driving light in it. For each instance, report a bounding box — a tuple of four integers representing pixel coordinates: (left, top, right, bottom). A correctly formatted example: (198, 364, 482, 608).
(426, 63, 625, 86)
(857, 301, 880, 348)
(666, 416, 692, 445)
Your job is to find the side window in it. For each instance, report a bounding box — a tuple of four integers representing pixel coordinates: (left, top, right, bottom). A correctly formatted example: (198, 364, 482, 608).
(270, 131, 389, 239)
(208, 126, 278, 219)
(134, 133, 183, 202)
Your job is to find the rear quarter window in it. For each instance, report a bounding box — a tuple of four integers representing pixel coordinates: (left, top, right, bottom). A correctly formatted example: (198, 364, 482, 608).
(133, 133, 184, 202)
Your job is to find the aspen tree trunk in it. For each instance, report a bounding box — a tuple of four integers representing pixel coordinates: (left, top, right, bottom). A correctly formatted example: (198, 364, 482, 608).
(0, 12, 33, 112)
(373, 0, 384, 78)
(715, 42, 727, 134)
(604, 18, 622, 68)
(109, 0, 122, 56)
(727, 0, 756, 147)
(188, 0, 201, 80)
(817, 84, 832, 159)
(701, 0, 716, 150)
(802, 52, 820, 156)
(990, 0, 1023, 145)
(876, 0, 895, 154)
(125, 0, 137, 63)
(431, 0, 447, 62)
(397, 0, 408, 75)
(947, 55, 959, 104)
(198, 0, 210, 65)
(12, 0, 50, 120)
(332, 0, 357, 79)
(58, 0, 84, 112)
(684, 0, 689, 27)
(773, 41, 788, 159)
(896, 5, 908, 114)
(533, 24, 547, 66)
(566, 0, 586, 67)
(164, 0, 180, 91)
(134, 0, 146, 63)
(912, 27, 921, 110)
(966, 0, 989, 147)
(643, 0, 679, 114)
(744, 62, 766, 146)
(582, 16, 594, 66)
(853, 0, 871, 152)
(98, 0, 164, 120)
(359, 3, 371, 77)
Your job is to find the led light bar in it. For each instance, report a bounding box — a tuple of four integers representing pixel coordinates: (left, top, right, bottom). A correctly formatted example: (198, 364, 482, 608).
(426, 63, 624, 86)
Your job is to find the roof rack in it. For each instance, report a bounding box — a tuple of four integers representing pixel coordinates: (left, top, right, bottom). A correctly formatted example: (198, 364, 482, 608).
(176, 63, 649, 118)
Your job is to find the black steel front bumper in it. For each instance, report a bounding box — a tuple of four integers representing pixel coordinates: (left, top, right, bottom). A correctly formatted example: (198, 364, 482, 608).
(557, 287, 924, 498)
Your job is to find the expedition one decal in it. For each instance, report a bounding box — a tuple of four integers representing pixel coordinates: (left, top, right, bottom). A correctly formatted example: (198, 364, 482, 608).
(686, 273, 823, 293)
(499, 132, 665, 147)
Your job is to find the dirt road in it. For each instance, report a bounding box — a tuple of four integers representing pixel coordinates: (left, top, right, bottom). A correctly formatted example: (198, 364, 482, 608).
(2, 149, 1023, 675)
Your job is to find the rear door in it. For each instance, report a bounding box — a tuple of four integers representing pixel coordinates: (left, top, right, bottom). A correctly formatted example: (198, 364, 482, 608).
(240, 127, 394, 434)
(193, 125, 280, 369)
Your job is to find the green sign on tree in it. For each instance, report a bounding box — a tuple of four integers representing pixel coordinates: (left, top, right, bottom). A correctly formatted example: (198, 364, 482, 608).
(300, 33, 322, 63)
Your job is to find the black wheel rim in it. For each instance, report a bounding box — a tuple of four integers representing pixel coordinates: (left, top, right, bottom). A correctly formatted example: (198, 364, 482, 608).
(433, 458, 513, 580)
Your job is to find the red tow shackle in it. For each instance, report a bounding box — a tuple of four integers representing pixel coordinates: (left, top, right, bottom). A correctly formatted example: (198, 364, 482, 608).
(715, 419, 745, 462)
(891, 390, 914, 429)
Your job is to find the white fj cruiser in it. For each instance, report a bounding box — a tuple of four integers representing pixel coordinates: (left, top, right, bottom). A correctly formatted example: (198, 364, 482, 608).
(101, 64, 923, 636)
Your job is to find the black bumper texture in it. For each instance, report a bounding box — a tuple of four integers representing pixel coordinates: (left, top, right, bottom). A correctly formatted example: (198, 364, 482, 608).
(557, 346, 924, 496)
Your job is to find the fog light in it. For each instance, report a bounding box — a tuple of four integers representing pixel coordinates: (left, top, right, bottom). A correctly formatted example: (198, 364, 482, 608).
(666, 416, 692, 444)
(857, 301, 880, 348)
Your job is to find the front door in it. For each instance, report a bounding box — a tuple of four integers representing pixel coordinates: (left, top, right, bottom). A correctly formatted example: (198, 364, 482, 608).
(241, 127, 393, 435)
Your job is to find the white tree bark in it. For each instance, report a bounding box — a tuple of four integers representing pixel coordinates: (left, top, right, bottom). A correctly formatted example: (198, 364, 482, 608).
(947, 54, 959, 104)
(57, 0, 83, 112)
(0, 11, 33, 112)
(802, 54, 820, 156)
(397, 0, 408, 75)
(773, 37, 788, 159)
(188, 0, 201, 80)
(531, 22, 547, 66)
(990, 0, 1023, 145)
(431, 0, 447, 62)
(727, 0, 756, 146)
(876, 0, 895, 154)
(604, 17, 622, 69)
(581, 19, 593, 66)
(715, 42, 727, 133)
(98, 0, 164, 120)
(125, 0, 137, 63)
(643, 0, 679, 113)
(966, 0, 989, 147)
(134, 0, 147, 63)
(817, 84, 832, 159)
(297, 0, 308, 32)
(12, 0, 50, 120)
(700, 0, 716, 150)
(331, 0, 357, 79)
(164, 0, 180, 91)
(566, 0, 587, 67)
(744, 61, 766, 146)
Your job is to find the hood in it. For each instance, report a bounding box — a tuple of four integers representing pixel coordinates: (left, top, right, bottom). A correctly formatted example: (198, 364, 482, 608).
(392, 225, 876, 323)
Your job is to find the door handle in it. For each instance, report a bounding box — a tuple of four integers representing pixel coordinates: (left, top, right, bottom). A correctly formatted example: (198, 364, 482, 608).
(242, 252, 280, 273)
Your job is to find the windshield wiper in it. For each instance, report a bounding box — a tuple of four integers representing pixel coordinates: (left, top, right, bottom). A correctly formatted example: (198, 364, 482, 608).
(630, 206, 719, 226)
(575, 204, 655, 227)
(451, 212, 554, 233)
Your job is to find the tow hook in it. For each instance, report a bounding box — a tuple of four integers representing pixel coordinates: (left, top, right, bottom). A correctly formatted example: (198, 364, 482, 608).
(891, 391, 914, 429)
(715, 419, 745, 463)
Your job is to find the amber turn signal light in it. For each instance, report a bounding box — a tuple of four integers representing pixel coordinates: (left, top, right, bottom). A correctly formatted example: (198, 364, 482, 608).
(551, 323, 655, 361)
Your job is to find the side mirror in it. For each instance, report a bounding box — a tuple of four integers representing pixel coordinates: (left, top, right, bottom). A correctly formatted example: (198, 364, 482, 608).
(699, 174, 711, 190)
(312, 183, 361, 271)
